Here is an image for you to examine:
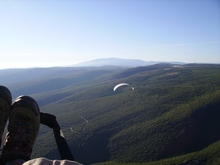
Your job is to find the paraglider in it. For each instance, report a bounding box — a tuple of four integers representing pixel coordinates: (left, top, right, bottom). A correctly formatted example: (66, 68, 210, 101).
(113, 83, 134, 91)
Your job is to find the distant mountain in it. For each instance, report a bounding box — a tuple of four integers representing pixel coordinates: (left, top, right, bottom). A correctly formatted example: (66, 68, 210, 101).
(74, 58, 159, 67)
(74, 58, 186, 67)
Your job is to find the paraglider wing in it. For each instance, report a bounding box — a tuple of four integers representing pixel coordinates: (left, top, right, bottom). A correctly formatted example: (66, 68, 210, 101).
(113, 83, 134, 91)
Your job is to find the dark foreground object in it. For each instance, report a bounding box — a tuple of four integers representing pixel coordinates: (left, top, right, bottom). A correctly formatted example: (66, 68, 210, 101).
(40, 112, 75, 161)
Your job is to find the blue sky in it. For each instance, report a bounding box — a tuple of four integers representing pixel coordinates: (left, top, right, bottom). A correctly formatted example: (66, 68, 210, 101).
(0, 0, 219, 69)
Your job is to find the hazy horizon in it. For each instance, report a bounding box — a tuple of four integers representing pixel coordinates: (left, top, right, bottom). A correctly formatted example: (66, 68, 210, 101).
(1, 0, 219, 69)
(0, 57, 219, 70)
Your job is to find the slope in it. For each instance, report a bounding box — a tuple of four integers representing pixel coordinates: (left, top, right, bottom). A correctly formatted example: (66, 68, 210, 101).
(4, 64, 219, 165)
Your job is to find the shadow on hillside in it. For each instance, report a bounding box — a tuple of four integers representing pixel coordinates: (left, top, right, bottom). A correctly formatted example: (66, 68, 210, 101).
(73, 132, 111, 165)
(162, 101, 220, 159)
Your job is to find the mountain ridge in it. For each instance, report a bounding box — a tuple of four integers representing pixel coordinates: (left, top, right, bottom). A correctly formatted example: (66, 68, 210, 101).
(73, 58, 185, 67)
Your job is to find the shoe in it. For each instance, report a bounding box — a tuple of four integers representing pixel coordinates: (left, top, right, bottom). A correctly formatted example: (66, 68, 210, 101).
(0, 95, 40, 164)
(0, 85, 12, 147)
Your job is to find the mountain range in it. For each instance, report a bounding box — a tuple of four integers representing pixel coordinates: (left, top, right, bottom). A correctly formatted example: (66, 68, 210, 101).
(0, 61, 219, 165)
(73, 58, 185, 67)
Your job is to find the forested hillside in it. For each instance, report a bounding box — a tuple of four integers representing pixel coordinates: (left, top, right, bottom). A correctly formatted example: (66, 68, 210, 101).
(2, 64, 220, 165)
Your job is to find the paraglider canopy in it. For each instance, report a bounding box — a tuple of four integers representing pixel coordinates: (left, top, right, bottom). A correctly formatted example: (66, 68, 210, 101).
(113, 83, 134, 91)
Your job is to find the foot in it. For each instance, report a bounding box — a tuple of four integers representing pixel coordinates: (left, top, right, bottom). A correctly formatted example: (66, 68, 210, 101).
(0, 85, 12, 147)
(0, 95, 40, 164)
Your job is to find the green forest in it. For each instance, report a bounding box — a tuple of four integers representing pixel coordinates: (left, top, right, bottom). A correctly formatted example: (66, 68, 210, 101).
(3, 63, 220, 165)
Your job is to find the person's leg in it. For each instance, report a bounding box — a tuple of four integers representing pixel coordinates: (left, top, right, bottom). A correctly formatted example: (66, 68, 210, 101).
(0, 95, 40, 165)
(0, 85, 12, 147)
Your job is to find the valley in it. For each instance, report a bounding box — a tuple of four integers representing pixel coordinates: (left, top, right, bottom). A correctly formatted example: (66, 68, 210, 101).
(1, 63, 219, 165)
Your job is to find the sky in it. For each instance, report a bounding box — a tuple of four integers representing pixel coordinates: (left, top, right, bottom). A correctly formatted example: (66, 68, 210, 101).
(0, 0, 220, 69)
